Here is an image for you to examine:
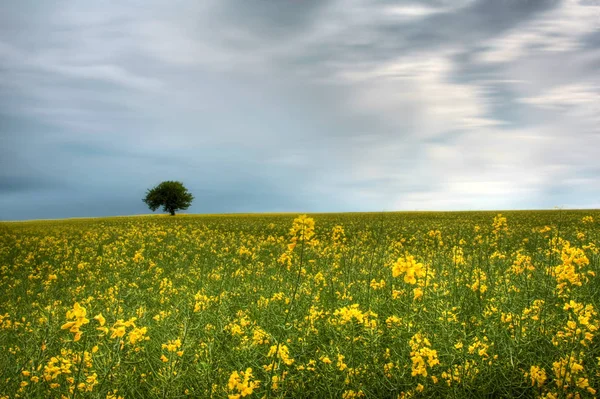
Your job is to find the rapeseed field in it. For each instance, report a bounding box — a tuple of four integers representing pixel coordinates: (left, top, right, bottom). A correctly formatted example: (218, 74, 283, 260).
(1, 211, 599, 398)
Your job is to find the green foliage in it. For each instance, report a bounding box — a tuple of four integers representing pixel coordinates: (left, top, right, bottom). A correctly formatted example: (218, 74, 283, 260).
(142, 181, 194, 216)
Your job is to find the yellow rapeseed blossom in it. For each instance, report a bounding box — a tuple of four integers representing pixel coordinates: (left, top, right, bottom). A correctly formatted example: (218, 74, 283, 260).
(227, 368, 260, 399)
(61, 302, 90, 342)
(267, 344, 294, 366)
(391, 255, 426, 284)
(527, 365, 547, 387)
(162, 338, 182, 352)
(409, 333, 439, 377)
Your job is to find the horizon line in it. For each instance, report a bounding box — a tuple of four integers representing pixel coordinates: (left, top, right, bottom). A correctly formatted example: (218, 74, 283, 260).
(2, 207, 599, 223)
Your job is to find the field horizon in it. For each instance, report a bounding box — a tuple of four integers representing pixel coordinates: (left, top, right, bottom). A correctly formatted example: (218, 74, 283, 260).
(3, 208, 600, 224)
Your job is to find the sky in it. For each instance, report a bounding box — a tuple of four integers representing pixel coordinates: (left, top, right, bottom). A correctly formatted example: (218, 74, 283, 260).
(1, 0, 599, 220)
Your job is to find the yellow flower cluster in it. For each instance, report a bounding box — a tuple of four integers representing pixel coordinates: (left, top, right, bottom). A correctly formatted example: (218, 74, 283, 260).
(127, 326, 148, 346)
(331, 225, 346, 246)
(225, 312, 252, 337)
(369, 278, 386, 290)
(468, 268, 488, 294)
(553, 241, 591, 294)
(42, 349, 96, 392)
(251, 326, 270, 346)
(452, 246, 465, 266)
(581, 215, 594, 224)
(526, 365, 547, 387)
(342, 389, 365, 398)
(510, 252, 535, 275)
(441, 359, 479, 386)
(553, 300, 598, 347)
(60, 302, 89, 342)
(227, 368, 260, 399)
(278, 215, 318, 270)
(333, 304, 378, 329)
(427, 229, 444, 246)
(552, 354, 596, 395)
(391, 254, 426, 284)
(467, 337, 491, 359)
(109, 317, 138, 340)
(43, 350, 74, 382)
(162, 338, 182, 353)
(193, 291, 220, 312)
(289, 214, 317, 246)
(492, 213, 508, 236)
(409, 333, 439, 377)
(267, 344, 294, 366)
(522, 299, 545, 321)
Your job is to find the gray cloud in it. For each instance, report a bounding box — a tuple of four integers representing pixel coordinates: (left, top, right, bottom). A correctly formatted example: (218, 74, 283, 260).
(0, 175, 64, 194)
(1, 0, 599, 220)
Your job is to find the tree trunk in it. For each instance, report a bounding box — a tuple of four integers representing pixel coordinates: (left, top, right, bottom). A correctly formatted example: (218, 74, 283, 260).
(169, 209, 175, 216)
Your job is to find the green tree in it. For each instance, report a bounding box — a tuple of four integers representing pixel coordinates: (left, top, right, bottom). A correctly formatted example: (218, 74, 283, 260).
(142, 181, 194, 216)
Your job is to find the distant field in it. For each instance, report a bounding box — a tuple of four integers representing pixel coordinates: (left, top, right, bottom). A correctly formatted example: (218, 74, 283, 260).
(1, 211, 599, 398)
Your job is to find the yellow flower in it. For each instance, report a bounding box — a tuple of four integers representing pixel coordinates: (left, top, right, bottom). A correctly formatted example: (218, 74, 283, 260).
(413, 287, 423, 301)
(106, 391, 124, 399)
(337, 354, 348, 371)
(267, 344, 294, 366)
(128, 327, 148, 345)
(289, 215, 316, 244)
(61, 302, 90, 341)
(162, 339, 182, 352)
(94, 313, 106, 326)
(409, 333, 439, 377)
(528, 365, 546, 387)
(227, 368, 260, 398)
(391, 255, 426, 285)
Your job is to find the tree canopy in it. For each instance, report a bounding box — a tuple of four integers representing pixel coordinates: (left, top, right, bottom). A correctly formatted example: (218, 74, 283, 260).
(142, 181, 193, 216)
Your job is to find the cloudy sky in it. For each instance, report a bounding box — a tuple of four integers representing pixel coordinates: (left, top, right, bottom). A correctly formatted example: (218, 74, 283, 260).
(1, 0, 599, 220)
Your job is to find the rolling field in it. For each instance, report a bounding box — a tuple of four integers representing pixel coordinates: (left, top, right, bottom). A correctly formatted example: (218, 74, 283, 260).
(1, 210, 599, 398)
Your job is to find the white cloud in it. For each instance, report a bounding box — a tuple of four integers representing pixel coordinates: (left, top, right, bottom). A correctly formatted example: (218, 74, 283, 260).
(389, 129, 560, 210)
(383, 0, 476, 19)
(335, 53, 503, 138)
(384, 4, 448, 18)
(520, 82, 600, 109)
(51, 64, 162, 91)
(519, 82, 600, 134)
(477, 0, 600, 63)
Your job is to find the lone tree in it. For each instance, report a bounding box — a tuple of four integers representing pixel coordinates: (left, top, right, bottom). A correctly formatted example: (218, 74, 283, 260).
(143, 181, 194, 216)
